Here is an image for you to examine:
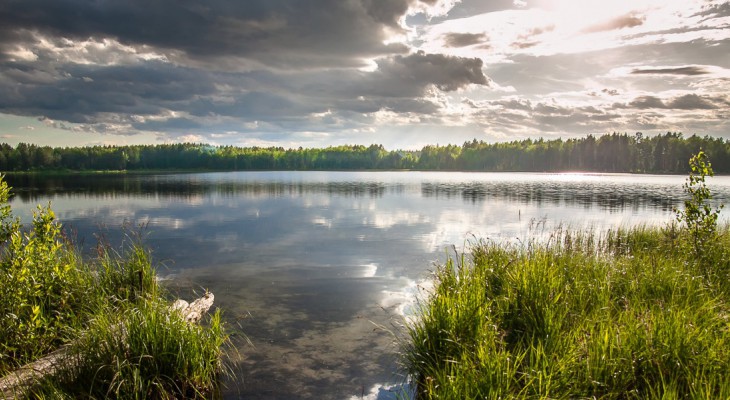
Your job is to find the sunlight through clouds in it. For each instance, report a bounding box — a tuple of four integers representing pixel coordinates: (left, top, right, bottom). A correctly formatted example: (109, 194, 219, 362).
(0, 0, 727, 147)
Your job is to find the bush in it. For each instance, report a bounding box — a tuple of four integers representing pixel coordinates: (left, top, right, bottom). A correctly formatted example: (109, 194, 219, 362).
(0, 180, 91, 371)
(675, 150, 724, 263)
(0, 175, 228, 398)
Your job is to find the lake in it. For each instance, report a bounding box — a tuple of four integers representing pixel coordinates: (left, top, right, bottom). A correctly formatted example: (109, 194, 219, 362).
(6, 171, 730, 399)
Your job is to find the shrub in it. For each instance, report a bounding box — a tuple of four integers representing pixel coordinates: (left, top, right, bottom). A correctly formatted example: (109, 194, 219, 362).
(0, 188, 91, 371)
(675, 150, 723, 261)
(0, 175, 228, 398)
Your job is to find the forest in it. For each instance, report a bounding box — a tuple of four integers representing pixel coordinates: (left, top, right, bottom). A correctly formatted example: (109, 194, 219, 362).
(1, 132, 729, 174)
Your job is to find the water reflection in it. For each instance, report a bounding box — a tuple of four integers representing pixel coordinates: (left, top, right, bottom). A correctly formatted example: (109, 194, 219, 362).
(420, 180, 681, 211)
(6, 171, 730, 399)
(8, 172, 728, 214)
(5, 173, 392, 202)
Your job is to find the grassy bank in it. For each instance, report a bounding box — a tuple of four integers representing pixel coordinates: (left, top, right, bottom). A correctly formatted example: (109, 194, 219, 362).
(404, 152, 730, 399)
(0, 176, 228, 399)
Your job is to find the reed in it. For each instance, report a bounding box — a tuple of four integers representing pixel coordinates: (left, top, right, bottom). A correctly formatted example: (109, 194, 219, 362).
(404, 226, 730, 399)
(31, 300, 228, 399)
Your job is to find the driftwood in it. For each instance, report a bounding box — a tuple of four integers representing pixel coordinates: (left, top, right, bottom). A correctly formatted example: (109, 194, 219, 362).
(0, 293, 214, 399)
(171, 292, 215, 324)
(0, 347, 70, 400)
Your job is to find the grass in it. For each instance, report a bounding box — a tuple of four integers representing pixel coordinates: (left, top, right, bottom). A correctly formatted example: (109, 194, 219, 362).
(0, 175, 229, 399)
(403, 224, 730, 399)
(30, 300, 227, 399)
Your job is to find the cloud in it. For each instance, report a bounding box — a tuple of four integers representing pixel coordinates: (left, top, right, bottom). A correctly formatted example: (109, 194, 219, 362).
(628, 96, 667, 109)
(442, 32, 488, 48)
(0, 0, 728, 147)
(465, 97, 628, 135)
(623, 94, 723, 110)
(0, 0, 420, 69)
(582, 13, 645, 33)
(454, 86, 729, 141)
(631, 66, 711, 76)
(372, 51, 489, 93)
(693, 2, 730, 19)
(133, 117, 203, 131)
(492, 98, 533, 112)
(667, 94, 719, 110)
(0, 61, 215, 122)
(439, 0, 518, 20)
(512, 41, 539, 49)
(0, 44, 491, 141)
(511, 25, 555, 50)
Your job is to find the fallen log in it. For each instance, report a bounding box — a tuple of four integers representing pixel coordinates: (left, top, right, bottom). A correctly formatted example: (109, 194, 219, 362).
(0, 293, 214, 399)
(172, 291, 215, 323)
(0, 347, 70, 400)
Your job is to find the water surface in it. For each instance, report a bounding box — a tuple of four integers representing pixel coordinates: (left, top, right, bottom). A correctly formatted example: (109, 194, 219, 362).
(7, 171, 730, 399)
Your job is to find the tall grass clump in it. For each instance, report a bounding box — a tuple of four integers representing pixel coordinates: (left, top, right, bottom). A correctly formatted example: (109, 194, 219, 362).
(0, 175, 229, 398)
(404, 152, 730, 399)
(33, 300, 227, 399)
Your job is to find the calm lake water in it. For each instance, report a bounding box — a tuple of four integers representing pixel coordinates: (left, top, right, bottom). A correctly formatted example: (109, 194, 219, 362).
(7, 171, 730, 399)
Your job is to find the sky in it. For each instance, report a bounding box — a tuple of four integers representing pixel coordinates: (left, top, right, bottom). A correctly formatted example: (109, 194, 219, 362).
(0, 0, 728, 150)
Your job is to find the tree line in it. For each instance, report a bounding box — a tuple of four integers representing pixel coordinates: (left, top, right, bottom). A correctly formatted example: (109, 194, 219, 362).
(1, 132, 729, 174)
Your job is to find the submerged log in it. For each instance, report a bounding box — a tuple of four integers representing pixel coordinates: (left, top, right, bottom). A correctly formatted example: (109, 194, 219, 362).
(0, 293, 214, 399)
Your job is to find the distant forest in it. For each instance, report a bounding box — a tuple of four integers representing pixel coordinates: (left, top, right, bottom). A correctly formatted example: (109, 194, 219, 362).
(2, 132, 729, 174)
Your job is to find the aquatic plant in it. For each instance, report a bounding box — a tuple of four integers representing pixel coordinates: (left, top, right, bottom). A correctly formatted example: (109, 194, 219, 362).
(404, 154, 730, 399)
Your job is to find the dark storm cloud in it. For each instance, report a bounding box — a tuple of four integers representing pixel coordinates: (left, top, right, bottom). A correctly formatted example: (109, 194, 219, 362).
(0, 0, 498, 137)
(442, 32, 488, 47)
(0, 0, 726, 145)
(0, 44, 489, 136)
(582, 13, 645, 33)
(0, 0, 423, 68)
(278, 51, 489, 113)
(194, 91, 321, 120)
(372, 51, 488, 93)
(380, 51, 488, 91)
(0, 62, 216, 122)
(630, 66, 711, 76)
